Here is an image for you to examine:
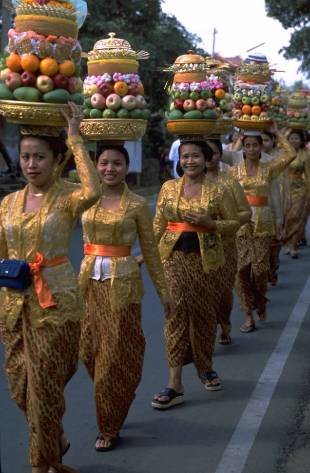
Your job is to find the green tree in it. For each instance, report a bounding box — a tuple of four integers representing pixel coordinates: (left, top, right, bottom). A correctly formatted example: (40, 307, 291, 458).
(79, 0, 206, 158)
(265, 0, 310, 78)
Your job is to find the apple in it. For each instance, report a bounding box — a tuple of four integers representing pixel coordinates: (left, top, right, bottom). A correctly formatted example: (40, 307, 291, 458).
(260, 112, 269, 119)
(189, 91, 200, 101)
(260, 94, 270, 103)
(68, 76, 83, 94)
(233, 109, 242, 118)
(219, 99, 227, 110)
(84, 84, 100, 96)
(5, 72, 22, 91)
(105, 93, 121, 110)
(0, 68, 11, 81)
(242, 96, 251, 105)
(179, 91, 189, 100)
(90, 108, 102, 119)
(84, 97, 92, 108)
(53, 73, 68, 89)
(91, 93, 106, 109)
(98, 82, 113, 97)
(117, 108, 130, 118)
(128, 83, 139, 96)
(121, 95, 137, 110)
(200, 89, 212, 99)
(174, 98, 184, 110)
(261, 103, 269, 111)
(233, 92, 242, 102)
(183, 99, 196, 111)
(36, 75, 54, 93)
(206, 98, 215, 108)
(251, 96, 260, 105)
(102, 108, 116, 118)
(135, 94, 146, 109)
(196, 99, 207, 111)
(83, 108, 91, 118)
(21, 71, 37, 87)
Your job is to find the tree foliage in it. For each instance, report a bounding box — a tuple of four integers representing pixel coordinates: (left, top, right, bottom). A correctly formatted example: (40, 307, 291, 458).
(79, 0, 206, 157)
(265, 0, 310, 78)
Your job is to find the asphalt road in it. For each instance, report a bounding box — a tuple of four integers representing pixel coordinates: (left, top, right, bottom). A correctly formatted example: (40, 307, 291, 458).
(1, 224, 310, 473)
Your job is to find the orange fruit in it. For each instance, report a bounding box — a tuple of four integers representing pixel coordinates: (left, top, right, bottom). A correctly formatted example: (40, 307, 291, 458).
(20, 54, 40, 73)
(59, 60, 75, 77)
(242, 104, 252, 115)
(252, 105, 262, 116)
(6, 53, 22, 72)
(113, 81, 128, 96)
(215, 88, 225, 99)
(40, 57, 59, 77)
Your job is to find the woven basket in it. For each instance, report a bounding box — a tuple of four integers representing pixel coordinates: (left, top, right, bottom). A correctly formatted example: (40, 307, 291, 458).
(87, 59, 138, 76)
(0, 100, 69, 127)
(15, 15, 78, 39)
(167, 119, 232, 136)
(233, 119, 272, 131)
(287, 121, 310, 131)
(80, 118, 147, 141)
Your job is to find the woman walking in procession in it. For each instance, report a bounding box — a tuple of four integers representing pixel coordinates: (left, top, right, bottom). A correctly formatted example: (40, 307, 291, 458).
(79, 143, 171, 452)
(0, 103, 101, 473)
(151, 139, 240, 409)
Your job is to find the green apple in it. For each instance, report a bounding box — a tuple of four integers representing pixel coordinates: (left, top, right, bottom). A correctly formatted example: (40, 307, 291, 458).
(90, 108, 102, 118)
(102, 109, 116, 118)
(219, 99, 227, 110)
(84, 97, 92, 108)
(180, 91, 189, 100)
(233, 92, 242, 102)
(83, 108, 91, 118)
(130, 108, 144, 119)
(260, 94, 270, 103)
(117, 108, 130, 118)
(189, 91, 200, 101)
(251, 96, 260, 105)
(242, 96, 251, 105)
(200, 89, 212, 99)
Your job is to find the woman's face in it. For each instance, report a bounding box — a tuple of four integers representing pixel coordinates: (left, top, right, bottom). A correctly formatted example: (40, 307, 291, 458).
(97, 149, 128, 187)
(289, 133, 302, 150)
(206, 141, 221, 170)
(179, 144, 206, 178)
(262, 134, 274, 152)
(243, 137, 262, 161)
(20, 137, 57, 188)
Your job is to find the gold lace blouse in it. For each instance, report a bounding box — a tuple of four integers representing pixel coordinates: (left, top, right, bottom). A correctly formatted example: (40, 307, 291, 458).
(153, 176, 240, 272)
(0, 135, 101, 330)
(79, 184, 169, 310)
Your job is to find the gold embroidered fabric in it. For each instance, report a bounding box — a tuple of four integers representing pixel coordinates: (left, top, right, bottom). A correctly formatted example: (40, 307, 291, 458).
(218, 173, 251, 226)
(0, 135, 101, 330)
(153, 176, 240, 273)
(229, 136, 296, 237)
(287, 149, 310, 196)
(79, 184, 169, 310)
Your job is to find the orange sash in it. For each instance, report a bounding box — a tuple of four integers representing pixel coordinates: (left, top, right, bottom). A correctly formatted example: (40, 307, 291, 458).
(246, 194, 268, 207)
(167, 221, 210, 233)
(29, 252, 68, 309)
(84, 243, 132, 257)
(290, 174, 303, 180)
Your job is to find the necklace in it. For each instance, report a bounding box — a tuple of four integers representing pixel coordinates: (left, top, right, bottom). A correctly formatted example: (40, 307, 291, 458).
(29, 191, 44, 197)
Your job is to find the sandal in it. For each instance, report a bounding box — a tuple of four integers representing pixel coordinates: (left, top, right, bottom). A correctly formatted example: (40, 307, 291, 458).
(151, 387, 184, 410)
(95, 432, 120, 452)
(218, 334, 232, 345)
(203, 371, 222, 391)
(47, 438, 70, 473)
(256, 311, 267, 321)
(240, 322, 256, 333)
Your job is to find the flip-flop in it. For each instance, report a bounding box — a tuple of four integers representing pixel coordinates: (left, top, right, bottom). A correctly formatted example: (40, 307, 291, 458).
(203, 371, 222, 391)
(218, 334, 232, 345)
(95, 432, 120, 452)
(151, 387, 184, 410)
(240, 322, 256, 333)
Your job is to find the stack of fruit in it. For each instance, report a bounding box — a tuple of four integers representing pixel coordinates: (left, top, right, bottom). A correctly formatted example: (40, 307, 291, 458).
(165, 51, 232, 136)
(285, 90, 310, 130)
(81, 33, 150, 140)
(0, 0, 87, 125)
(269, 85, 288, 124)
(232, 56, 273, 129)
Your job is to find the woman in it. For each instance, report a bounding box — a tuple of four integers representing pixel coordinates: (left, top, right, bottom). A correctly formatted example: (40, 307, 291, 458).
(79, 144, 170, 451)
(206, 139, 251, 344)
(0, 103, 101, 473)
(230, 130, 296, 332)
(151, 139, 240, 409)
(283, 130, 310, 258)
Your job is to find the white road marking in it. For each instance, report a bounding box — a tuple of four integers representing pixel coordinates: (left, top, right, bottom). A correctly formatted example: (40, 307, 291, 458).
(215, 275, 310, 473)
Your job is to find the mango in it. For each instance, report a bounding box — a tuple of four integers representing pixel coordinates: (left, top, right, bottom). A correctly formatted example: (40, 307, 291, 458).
(183, 110, 203, 119)
(70, 92, 84, 105)
(0, 83, 15, 100)
(168, 109, 183, 120)
(13, 87, 40, 102)
(43, 89, 71, 104)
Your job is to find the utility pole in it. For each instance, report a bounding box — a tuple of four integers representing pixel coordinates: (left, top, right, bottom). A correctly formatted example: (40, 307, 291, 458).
(212, 28, 218, 58)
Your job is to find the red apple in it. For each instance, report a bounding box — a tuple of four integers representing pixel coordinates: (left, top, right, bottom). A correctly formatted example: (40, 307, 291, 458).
(91, 93, 106, 109)
(36, 75, 54, 92)
(53, 73, 68, 90)
(196, 99, 207, 111)
(121, 95, 137, 111)
(183, 99, 196, 111)
(98, 82, 113, 97)
(135, 94, 146, 109)
(174, 98, 184, 110)
(106, 93, 122, 110)
(128, 83, 138, 96)
(0, 68, 11, 81)
(5, 72, 22, 91)
(68, 76, 83, 94)
(21, 71, 37, 87)
(206, 98, 216, 108)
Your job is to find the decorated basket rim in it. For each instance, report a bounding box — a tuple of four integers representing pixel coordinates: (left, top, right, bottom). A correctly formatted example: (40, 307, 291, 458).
(233, 118, 272, 130)
(167, 118, 233, 136)
(0, 100, 69, 126)
(80, 118, 147, 141)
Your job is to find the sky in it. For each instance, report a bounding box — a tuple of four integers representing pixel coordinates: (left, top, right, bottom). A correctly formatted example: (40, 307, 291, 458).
(161, 0, 309, 87)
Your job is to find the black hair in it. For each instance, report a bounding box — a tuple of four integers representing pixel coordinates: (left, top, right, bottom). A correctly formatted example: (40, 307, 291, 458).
(288, 130, 306, 149)
(207, 138, 223, 156)
(242, 135, 263, 146)
(19, 133, 68, 159)
(261, 131, 276, 148)
(176, 140, 213, 177)
(96, 144, 130, 166)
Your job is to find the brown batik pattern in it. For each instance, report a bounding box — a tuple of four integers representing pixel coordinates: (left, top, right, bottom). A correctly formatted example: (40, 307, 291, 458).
(163, 251, 219, 379)
(80, 279, 145, 439)
(0, 300, 80, 471)
(235, 228, 271, 314)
